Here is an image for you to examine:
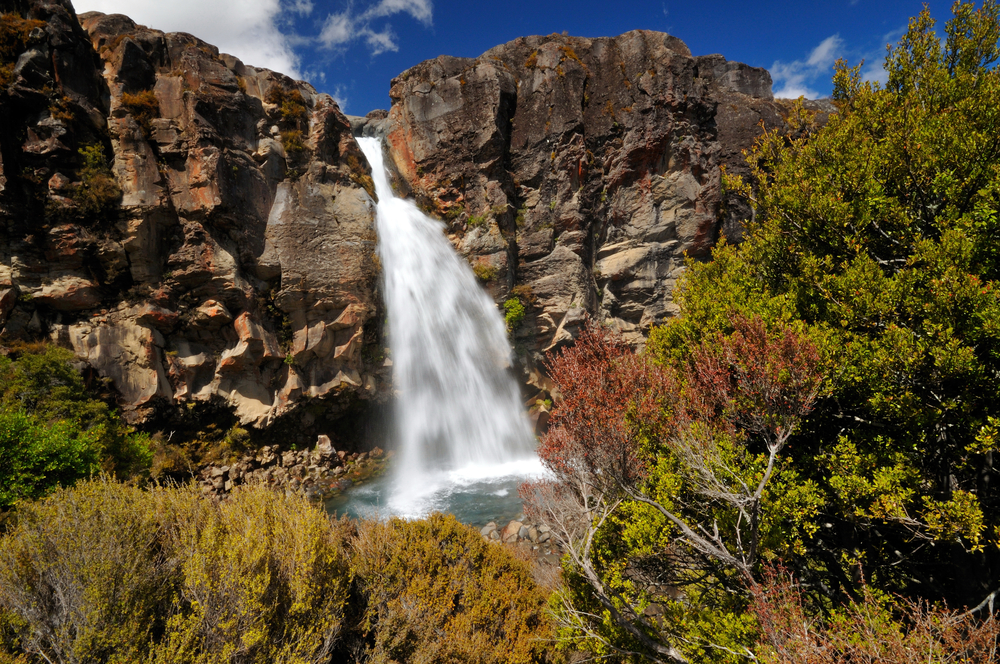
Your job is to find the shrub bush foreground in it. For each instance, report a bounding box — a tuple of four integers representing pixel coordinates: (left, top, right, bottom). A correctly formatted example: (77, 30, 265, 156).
(0, 479, 553, 664)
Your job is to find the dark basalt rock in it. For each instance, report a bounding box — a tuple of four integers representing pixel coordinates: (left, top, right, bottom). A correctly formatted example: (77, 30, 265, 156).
(382, 30, 822, 394)
(0, 0, 386, 438)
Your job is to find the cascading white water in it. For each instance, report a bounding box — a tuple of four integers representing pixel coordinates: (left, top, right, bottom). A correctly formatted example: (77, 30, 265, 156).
(355, 137, 541, 517)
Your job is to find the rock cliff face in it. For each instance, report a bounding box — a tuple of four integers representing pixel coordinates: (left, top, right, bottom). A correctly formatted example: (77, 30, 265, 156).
(0, 0, 825, 441)
(0, 0, 384, 440)
(376, 31, 810, 390)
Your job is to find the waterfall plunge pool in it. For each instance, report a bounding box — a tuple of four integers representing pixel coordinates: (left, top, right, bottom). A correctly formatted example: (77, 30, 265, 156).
(325, 457, 547, 528)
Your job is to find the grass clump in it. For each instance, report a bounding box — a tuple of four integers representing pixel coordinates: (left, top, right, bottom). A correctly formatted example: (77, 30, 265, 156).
(280, 129, 306, 156)
(265, 85, 308, 123)
(347, 153, 375, 197)
(121, 89, 159, 136)
(473, 262, 498, 282)
(511, 284, 537, 305)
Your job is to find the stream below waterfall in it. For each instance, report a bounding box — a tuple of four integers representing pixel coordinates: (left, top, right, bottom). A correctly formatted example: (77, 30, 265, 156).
(326, 137, 546, 523)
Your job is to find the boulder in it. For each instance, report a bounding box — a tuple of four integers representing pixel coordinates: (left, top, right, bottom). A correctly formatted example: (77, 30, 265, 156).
(501, 520, 523, 543)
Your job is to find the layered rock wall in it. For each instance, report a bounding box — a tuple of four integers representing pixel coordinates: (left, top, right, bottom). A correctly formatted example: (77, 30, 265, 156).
(0, 0, 385, 439)
(378, 31, 814, 390)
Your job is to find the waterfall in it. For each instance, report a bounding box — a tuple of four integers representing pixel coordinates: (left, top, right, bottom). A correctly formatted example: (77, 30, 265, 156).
(355, 137, 539, 515)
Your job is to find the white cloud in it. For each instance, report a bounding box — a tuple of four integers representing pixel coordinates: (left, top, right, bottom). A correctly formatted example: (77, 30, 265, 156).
(290, 0, 313, 15)
(329, 84, 349, 110)
(74, 0, 303, 78)
(364, 26, 399, 55)
(360, 0, 432, 24)
(770, 34, 844, 99)
(319, 0, 434, 55)
(319, 11, 353, 47)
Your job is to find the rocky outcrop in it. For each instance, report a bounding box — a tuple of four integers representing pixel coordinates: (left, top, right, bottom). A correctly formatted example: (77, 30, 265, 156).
(196, 434, 388, 502)
(0, 0, 385, 432)
(379, 30, 809, 389)
(480, 518, 563, 567)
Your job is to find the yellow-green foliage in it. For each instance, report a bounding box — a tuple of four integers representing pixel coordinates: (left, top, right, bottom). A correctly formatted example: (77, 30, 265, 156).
(151, 486, 351, 664)
(265, 85, 308, 123)
(642, 0, 1000, 618)
(0, 480, 351, 664)
(280, 129, 306, 156)
(473, 262, 498, 282)
(0, 13, 44, 88)
(121, 89, 159, 136)
(349, 513, 551, 664)
(0, 482, 554, 664)
(504, 297, 526, 332)
(72, 144, 121, 219)
(0, 480, 188, 664)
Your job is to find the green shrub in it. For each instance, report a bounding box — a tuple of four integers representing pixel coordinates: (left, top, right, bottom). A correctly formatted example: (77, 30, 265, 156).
(348, 513, 551, 664)
(504, 297, 526, 332)
(71, 144, 121, 219)
(0, 343, 153, 491)
(0, 409, 101, 510)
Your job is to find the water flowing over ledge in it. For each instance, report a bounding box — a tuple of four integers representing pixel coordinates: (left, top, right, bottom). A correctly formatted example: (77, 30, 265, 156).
(350, 137, 543, 520)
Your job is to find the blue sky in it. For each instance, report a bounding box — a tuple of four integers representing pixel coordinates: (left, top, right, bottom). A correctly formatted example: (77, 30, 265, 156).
(74, 0, 942, 115)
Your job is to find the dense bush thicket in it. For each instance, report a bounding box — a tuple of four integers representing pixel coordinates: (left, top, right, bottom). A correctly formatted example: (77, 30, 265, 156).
(0, 344, 152, 511)
(521, 1, 1000, 662)
(0, 480, 552, 664)
(349, 514, 552, 664)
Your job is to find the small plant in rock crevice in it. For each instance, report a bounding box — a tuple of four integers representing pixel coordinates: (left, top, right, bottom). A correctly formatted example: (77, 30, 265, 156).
(72, 143, 121, 220)
(503, 297, 526, 333)
(473, 262, 498, 282)
(121, 90, 159, 137)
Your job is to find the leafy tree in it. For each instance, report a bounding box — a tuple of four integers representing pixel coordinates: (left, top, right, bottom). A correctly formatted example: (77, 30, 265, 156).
(649, 0, 1000, 610)
(0, 344, 153, 501)
(528, 3, 1000, 659)
(0, 409, 102, 510)
(522, 319, 823, 662)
